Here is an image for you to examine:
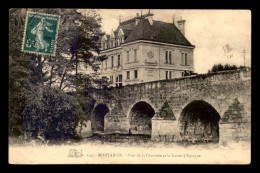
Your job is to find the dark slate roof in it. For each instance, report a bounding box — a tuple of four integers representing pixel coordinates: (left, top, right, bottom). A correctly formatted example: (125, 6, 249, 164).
(124, 18, 194, 47)
(122, 29, 132, 39)
(115, 20, 136, 32)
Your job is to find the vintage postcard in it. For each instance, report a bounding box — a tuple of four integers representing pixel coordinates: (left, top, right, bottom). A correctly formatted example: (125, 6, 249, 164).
(9, 9, 251, 164)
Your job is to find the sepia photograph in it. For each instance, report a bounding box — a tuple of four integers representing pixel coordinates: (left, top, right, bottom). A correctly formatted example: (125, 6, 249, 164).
(8, 8, 251, 164)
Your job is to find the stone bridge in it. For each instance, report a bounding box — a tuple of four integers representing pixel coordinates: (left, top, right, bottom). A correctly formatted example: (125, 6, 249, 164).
(88, 68, 251, 144)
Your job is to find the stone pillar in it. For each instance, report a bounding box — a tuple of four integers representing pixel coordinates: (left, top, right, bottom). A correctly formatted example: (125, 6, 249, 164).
(219, 98, 251, 145)
(219, 122, 251, 145)
(151, 117, 180, 142)
(104, 114, 130, 134)
(103, 101, 130, 134)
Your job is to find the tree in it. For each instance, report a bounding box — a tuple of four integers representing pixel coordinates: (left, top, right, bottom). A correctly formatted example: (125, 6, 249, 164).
(28, 8, 81, 91)
(9, 9, 29, 136)
(74, 10, 109, 121)
(75, 10, 107, 88)
(9, 8, 109, 140)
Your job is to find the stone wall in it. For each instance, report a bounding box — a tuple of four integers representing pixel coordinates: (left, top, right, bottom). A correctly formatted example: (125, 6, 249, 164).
(90, 68, 251, 143)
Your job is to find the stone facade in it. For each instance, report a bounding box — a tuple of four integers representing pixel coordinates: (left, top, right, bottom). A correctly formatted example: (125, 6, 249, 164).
(99, 13, 195, 87)
(89, 68, 251, 143)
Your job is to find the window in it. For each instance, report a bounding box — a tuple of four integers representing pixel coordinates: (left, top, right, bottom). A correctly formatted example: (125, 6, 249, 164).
(169, 71, 172, 79)
(105, 59, 107, 69)
(169, 51, 172, 64)
(185, 53, 188, 65)
(127, 71, 130, 79)
(182, 53, 188, 65)
(116, 75, 123, 87)
(134, 70, 138, 79)
(118, 55, 121, 67)
(127, 51, 129, 63)
(111, 56, 114, 68)
(166, 71, 168, 80)
(110, 75, 113, 82)
(134, 49, 137, 62)
(165, 51, 168, 63)
(166, 51, 172, 64)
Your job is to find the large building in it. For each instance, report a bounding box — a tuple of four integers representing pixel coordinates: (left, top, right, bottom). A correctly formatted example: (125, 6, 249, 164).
(99, 12, 195, 87)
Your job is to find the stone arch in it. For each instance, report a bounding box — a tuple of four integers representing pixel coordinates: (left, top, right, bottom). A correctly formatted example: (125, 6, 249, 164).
(92, 101, 111, 114)
(91, 103, 110, 133)
(179, 100, 221, 143)
(127, 99, 158, 118)
(176, 96, 226, 120)
(128, 101, 156, 135)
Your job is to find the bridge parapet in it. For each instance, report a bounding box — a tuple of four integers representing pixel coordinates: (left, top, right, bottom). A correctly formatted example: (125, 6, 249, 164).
(91, 67, 251, 100)
(88, 68, 251, 143)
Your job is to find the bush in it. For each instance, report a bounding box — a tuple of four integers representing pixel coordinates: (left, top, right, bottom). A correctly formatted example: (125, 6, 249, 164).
(208, 63, 239, 73)
(24, 85, 85, 140)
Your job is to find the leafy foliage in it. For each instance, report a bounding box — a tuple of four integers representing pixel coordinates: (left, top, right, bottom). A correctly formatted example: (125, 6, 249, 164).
(9, 9, 28, 136)
(24, 85, 85, 140)
(9, 9, 108, 140)
(208, 63, 245, 73)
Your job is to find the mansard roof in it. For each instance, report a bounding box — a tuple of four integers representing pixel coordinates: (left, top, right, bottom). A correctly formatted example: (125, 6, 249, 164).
(115, 20, 136, 32)
(104, 15, 194, 47)
(125, 18, 193, 47)
(122, 29, 132, 37)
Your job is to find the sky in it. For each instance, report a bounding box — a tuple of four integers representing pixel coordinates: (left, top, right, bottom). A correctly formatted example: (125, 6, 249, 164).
(84, 9, 251, 74)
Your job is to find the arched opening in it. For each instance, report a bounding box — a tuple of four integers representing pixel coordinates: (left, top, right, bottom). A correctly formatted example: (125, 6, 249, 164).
(179, 100, 221, 143)
(91, 104, 109, 133)
(129, 101, 155, 135)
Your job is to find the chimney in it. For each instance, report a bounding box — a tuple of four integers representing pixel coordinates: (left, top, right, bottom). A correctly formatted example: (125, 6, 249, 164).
(146, 13, 154, 25)
(135, 13, 140, 25)
(177, 18, 186, 35)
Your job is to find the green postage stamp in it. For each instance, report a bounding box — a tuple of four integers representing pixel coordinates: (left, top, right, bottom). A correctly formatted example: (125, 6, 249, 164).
(22, 12, 60, 56)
